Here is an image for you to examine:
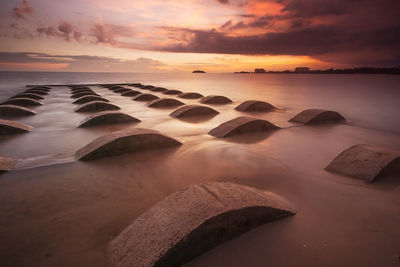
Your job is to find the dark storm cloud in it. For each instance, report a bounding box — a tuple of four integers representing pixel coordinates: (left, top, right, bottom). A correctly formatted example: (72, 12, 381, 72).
(12, 0, 34, 20)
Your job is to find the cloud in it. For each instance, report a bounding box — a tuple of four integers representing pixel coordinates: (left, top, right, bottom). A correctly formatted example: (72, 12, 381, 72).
(12, 0, 34, 20)
(0, 52, 167, 72)
(36, 21, 83, 42)
(91, 23, 136, 46)
(217, 0, 229, 4)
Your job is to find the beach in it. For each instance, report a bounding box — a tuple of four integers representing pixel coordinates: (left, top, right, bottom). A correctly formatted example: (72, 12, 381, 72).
(0, 72, 399, 266)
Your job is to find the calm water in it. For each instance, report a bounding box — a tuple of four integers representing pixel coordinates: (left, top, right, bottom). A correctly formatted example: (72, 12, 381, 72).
(1, 72, 399, 134)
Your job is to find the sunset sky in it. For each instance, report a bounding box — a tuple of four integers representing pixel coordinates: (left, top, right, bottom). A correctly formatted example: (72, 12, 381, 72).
(0, 0, 399, 72)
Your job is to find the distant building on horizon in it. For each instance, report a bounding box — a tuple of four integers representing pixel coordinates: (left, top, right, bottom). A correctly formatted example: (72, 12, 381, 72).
(294, 67, 310, 73)
(254, 68, 266, 73)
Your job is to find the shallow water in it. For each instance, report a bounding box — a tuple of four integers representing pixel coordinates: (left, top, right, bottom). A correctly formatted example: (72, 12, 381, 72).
(0, 72, 399, 266)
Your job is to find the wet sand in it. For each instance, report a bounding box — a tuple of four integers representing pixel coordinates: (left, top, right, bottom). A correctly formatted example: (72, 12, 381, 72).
(0, 83, 400, 266)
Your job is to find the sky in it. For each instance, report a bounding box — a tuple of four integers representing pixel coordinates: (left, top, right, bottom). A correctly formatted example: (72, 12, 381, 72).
(0, 0, 399, 72)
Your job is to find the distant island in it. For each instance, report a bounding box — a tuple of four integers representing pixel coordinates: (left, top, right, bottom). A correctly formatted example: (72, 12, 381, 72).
(192, 70, 206, 73)
(235, 67, 400, 75)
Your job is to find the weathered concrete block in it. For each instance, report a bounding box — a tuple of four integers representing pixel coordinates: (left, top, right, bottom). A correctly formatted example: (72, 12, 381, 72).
(0, 105, 37, 117)
(325, 144, 400, 183)
(209, 116, 280, 138)
(289, 109, 345, 124)
(109, 182, 295, 267)
(0, 157, 18, 172)
(25, 89, 48, 95)
(170, 105, 219, 118)
(235, 100, 275, 112)
(2, 98, 43, 107)
(74, 101, 120, 112)
(109, 86, 125, 91)
(178, 92, 204, 99)
(147, 98, 185, 108)
(163, 89, 182, 95)
(141, 85, 156, 90)
(75, 128, 182, 160)
(71, 92, 99, 99)
(78, 111, 140, 127)
(73, 96, 109, 104)
(151, 87, 168, 92)
(71, 89, 94, 94)
(132, 94, 159, 101)
(121, 90, 142, 97)
(114, 88, 131, 94)
(201, 95, 233, 104)
(129, 83, 142, 87)
(12, 93, 44, 100)
(0, 119, 33, 134)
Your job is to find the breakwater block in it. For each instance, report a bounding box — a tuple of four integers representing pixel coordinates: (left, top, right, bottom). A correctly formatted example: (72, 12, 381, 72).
(325, 144, 400, 183)
(0, 157, 17, 172)
(71, 92, 99, 99)
(73, 95, 109, 104)
(25, 89, 48, 95)
(74, 101, 120, 112)
(78, 111, 140, 127)
(289, 109, 345, 124)
(114, 88, 131, 94)
(12, 93, 44, 100)
(147, 98, 185, 108)
(0, 105, 37, 117)
(209, 116, 280, 138)
(132, 94, 159, 101)
(151, 87, 168, 92)
(0, 119, 33, 134)
(2, 98, 43, 107)
(109, 182, 295, 267)
(121, 90, 142, 97)
(75, 128, 182, 160)
(141, 85, 156, 90)
(163, 89, 182, 95)
(178, 92, 204, 99)
(170, 105, 219, 118)
(235, 100, 275, 112)
(201, 95, 233, 104)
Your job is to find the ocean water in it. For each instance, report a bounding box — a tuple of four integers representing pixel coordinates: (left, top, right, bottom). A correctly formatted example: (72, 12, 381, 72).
(1, 71, 399, 135)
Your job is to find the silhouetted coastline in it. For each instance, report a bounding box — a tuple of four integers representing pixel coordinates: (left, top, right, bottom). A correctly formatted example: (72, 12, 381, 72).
(235, 67, 400, 75)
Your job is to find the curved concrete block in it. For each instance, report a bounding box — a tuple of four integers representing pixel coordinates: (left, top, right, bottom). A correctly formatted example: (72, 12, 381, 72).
(75, 128, 182, 160)
(129, 83, 142, 87)
(170, 105, 219, 118)
(12, 93, 44, 100)
(132, 94, 159, 101)
(73, 95, 109, 104)
(209, 116, 280, 138)
(235, 100, 275, 112)
(201, 95, 233, 104)
(178, 92, 204, 99)
(289, 109, 345, 124)
(74, 101, 120, 112)
(109, 86, 124, 91)
(71, 89, 94, 94)
(2, 98, 43, 107)
(78, 111, 140, 127)
(141, 85, 156, 90)
(147, 98, 185, 108)
(151, 87, 168, 92)
(163, 89, 182, 95)
(0, 119, 32, 134)
(0, 157, 17, 172)
(121, 90, 142, 97)
(114, 88, 131, 94)
(325, 144, 400, 183)
(71, 92, 99, 99)
(25, 89, 48, 95)
(0, 105, 37, 117)
(109, 182, 295, 267)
